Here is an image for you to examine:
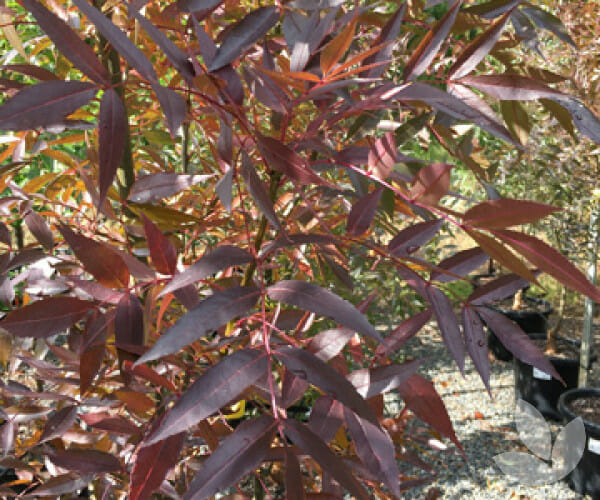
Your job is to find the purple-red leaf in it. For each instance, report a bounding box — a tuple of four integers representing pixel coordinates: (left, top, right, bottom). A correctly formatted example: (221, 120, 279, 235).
(463, 199, 559, 229)
(243, 66, 290, 113)
(388, 82, 517, 145)
(39, 405, 78, 443)
(241, 151, 284, 232)
(403, 0, 461, 81)
(458, 74, 567, 101)
(161, 245, 252, 296)
(208, 7, 279, 71)
(468, 273, 530, 305)
(29, 473, 89, 497)
(397, 374, 462, 450)
(430, 247, 489, 283)
(72, 0, 157, 82)
(410, 163, 453, 206)
(308, 395, 345, 443)
(146, 349, 268, 445)
(267, 280, 383, 343)
(0, 81, 97, 131)
(47, 448, 122, 473)
(344, 408, 401, 499)
(115, 293, 144, 349)
(257, 135, 326, 186)
(136, 286, 260, 364)
(475, 306, 563, 382)
(128, 173, 213, 204)
(98, 88, 127, 206)
(275, 346, 378, 426)
(347, 360, 423, 399)
(131, 428, 185, 500)
(1, 297, 93, 338)
(184, 415, 276, 500)
(282, 419, 370, 500)
(427, 286, 465, 373)
(23, 210, 53, 250)
(152, 83, 186, 137)
(58, 225, 130, 288)
(307, 327, 355, 361)
(80, 412, 139, 435)
(388, 219, 443, 257)
(367, 132, 396, 181)
(21, 0, 111, 85)
(376, 309, 433, 356)
(284, 445, 306, 500)
(448, 8, 515, 79)
(496, 229, 600, 302)
(142, 214, 177, 275)
(347, 187, 383, 236)
(462, 306, 490, 394)
(364, 5, 406, 78)
(130, 6, 194, 82)
(281, 369, 309, 408)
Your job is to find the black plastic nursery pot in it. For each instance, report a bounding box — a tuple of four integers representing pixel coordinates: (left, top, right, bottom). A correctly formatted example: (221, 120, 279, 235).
(487, 296, 552, 362)
(513, 334, 584, 421)
(558, 388, 600, 499)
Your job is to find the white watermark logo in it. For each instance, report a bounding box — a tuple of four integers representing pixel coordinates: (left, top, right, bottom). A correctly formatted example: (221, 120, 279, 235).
(493, 399, 586, 486)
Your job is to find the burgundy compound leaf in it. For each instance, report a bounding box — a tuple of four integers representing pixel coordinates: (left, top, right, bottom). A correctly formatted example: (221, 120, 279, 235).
(136, 286, 260, 364)
(208, 6, 280, 71)
(58, 225, 130, 289)
(241, 151, 284, 232)
(46, 449, 122, 474)
(364, 4, 406, 79)
(81, 412, 140, 435)
(21, 0, 111, 85)
(23, 209, 53, 250)
(495, 229, 600, 302)
(267, 280, 383, 343)
(426, 286, 465, 374)
(430, 247, 489, 283)
(115, 293, 144, 349)
(257, 135, 327, 186)
(347, 359, 423, 399)
(160, 245, 253, 297)
(284, 445, 306, 500)
(462, 306, 490, 394)
(1, 297, 93, 338)
(467, 273, 531, 305)
(403, 0, 461, 81)
(282, 419, 371, 500)
(142, 214, 177, 275)
(388, 219, 443, 257)
(274, 346, 378, 426)
(397, 374, 462, 451)
(347, 187, 383, 236)
(376, 309, 433, 356)
(183, 415, 277, 500)
(151, 83, 186, 138)
(72, 0, 157, 82)
(39, 405, 78, 443)
(410, 163, 454, 206)
(144, 348, 268, 445)
(475, 306, 563, 383)
(0, 81, 98, 131)
(457, 74, 567, 101)
(448, 8, 516, 80)
(98, 88, 127, 206)
(462, 199, 559, 229)
(307, 327, 355, 362)
(130, 424, 185, 500)
(308, 395, 345, 443)
(367, 132, 396, 181)
(344, 407, 401, 499)
(128, 173, 214, 204)
(29, 473, 90, 497)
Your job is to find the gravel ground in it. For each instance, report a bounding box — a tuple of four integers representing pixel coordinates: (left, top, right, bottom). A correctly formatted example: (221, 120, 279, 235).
(388, 319, 600, 500)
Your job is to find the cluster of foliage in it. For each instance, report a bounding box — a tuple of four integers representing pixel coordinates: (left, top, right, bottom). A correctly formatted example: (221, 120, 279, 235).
(0, 0, 599, 497)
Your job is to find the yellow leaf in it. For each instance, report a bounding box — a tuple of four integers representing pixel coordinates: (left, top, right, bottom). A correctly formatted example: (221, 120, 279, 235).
(0, 14, 27, 59)
(321, 18, 357, 76)
(22, 172, 60, 194)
